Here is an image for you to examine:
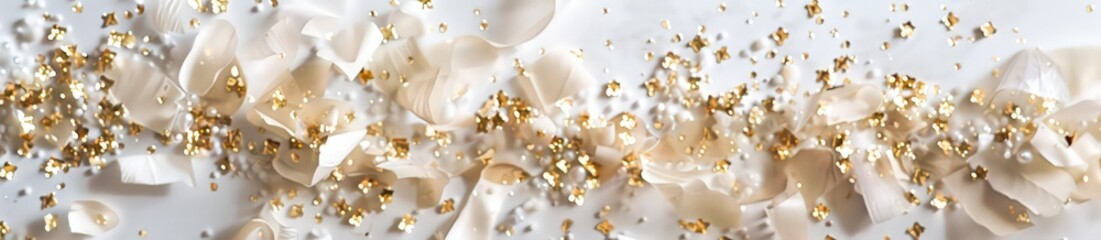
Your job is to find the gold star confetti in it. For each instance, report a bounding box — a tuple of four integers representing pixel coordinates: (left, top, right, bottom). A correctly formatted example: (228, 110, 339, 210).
(0, 162, 15, 180)
(288, 204, 304, 219)
(48, 24, 68, 41)
(906, 222, 925, 239)
(398, 214, 417, 233)
(595, 219, 614, 236)
(0, 221, 8, 238)
(899, 21, 916, 39)
(479, 19, 489, 31)
(604, 80, 621, 97)
(102, 12, 119, 28)
(979, 21, 997, 37)
(44, 214, 58, 232)
(812, 203, 830, 221)
(805, 0, 822, 18)
(438, 198, 455, 213)
(688, 34, 709, 53)
(40, 192, 58, 209)
(941, 12, 959, 30)
(772, 27, 790, 45)
(714, 46, 731, 63)
(679, 218, 710, 234)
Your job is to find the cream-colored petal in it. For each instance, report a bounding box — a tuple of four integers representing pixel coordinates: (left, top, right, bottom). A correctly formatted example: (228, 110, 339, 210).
(481, 0, 558, 46)
(233, 219, 276, 240)
(992, 48, 1069, 104)
(240, 18, 302, 64)
(1047, 47, 1101, 102)
(387, 1, 429, 39)
(942, 168, 1033, 236)
(805, 84, 884, 126)
(515, 50, 595, 114)
(152, 0, 188, 34)
(765, 192, 808, 240)
(369, 38, 434, 95)
(107, 54, 184, 133)
(850, 151, 908, 223)
(313, 22, 383, 80)
(68, 200, 120, 236)
(376, 160, 449, 209)
(273, 130, 365, 186)
(1030, 124, 1088, 174)
(179, 19, 239, 96)
(784, 148, 843, 210)
(447, 164, 527, 239)
(975, 150, 1066, 217)
(117, 154, 195, 187)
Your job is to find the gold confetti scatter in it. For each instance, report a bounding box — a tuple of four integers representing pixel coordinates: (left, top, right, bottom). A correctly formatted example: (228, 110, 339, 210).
(899, 21, 916, 39)
(561, 219, 573, 233)
(479, 19, 489, 31)
(40, 192, 58, 209)
(812, 203, 830, 221)
(398, 214, 417, 233)
(102, 12, 118, 28)
(980, 21, 997, 37)
(139, 229, 148, 238)
(661, 19, 671, 30)
(906, 222, 925, 239)
(772, 27, 790, 45)
(604, 80, 621, 97)
(438, 22, 448, 33)
(805, 0, 822, 18)
(289, 204, 304, 218)
(44, 214, 58, 232)
(941, 12, 959, 30)
(595, 219, 614, 236)
(48, 24, 68, 41)
(0, 162, 15, 180)
(678, 218, 710, 234)
(73, 2, 84, 13)
(688, 35, 710, 53)
(438, 198, 455, 213)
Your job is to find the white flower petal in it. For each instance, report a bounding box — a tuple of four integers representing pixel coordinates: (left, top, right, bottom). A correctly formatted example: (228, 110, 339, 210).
(118, 154, 195, 187)
(376, 159, 449, 208)
(515, 50, 595, 114)
(1046, 47, 1101, 102)
(447, 164, 527, 239)
(974, 150, 1066, 217)
(312, 21, 383, 80)
(992, 48, 1069, 104)
(942, 168, 1033, 236)
(107, 53, 184, 133)
(179, 19, 239, 96)
(804, 84, 883, 126)
(850, 151, 908, 223)
(765, 192, 808, 240)
(233, 219, 276, 240)
(273, 129, 365, 186)
(387, 1, 429, 39)
(68, 200, 120, 236)
(482, 0, 558, 46)
(152, 0, 188, 34)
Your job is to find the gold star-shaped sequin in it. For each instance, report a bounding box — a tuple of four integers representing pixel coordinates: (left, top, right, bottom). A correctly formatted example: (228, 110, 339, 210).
(899, 21, 916, 39)
(941, 12, 959, 30)
(771, 27, 790, 46)
(398, 214, 416, 233)
(979, 21, 997, 37)
(595, 219, 614, 236)
(102, 12, 119, 28)
(0, 162, 15, 180)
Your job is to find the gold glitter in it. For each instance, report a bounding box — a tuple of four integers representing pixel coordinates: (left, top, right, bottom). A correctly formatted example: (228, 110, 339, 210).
(0, 221, 8, 238)
(604, 80, 621, 97)
(905, 190, 920, 205)
(688, 35, 709, 53)
(941, 12, 959, 30)
(771, 27, 790, 46)
(770, 129, 799, 160)
(804, 0, 822, 18)
(595, 219, 614, 236)
(713, 159, 730, 173)
(479, 19, 488, 31)
(979, 21, 997, 37)
(381, 24, 400, 41)
(906, 222, 925, 239)
(1090, 4, 1096, 13)
(139, 229, 148, 238)
(44, 214, 58, 232)
(561, 219, 573, 233)
(678, 218, 710, 234)
(210, 182, 219, 191)
(102, 12, 119, 28)
(438, 22, 448, 33)
(271, 89, 287, 110)
(714, 46, 730, 63)
(42, 157, 69, 178)
(387, 138, 410, 160)
(661, 19, 671, 29)
(438, 198, 455, 213)
(970, 166, 988, 180)
(73, 2, 84, 13)
(898, 21, 916, 39)
(0, 162, 15, 180)
(398, 214, 416, 233)
(108, 30, 137, 48)
(48, 24, 68, 41)
(40, 192, 58, 209)
(226, 66, 246, 97)
(812, 203, 830, 221)
(930, 192, 950, 210)
(289, 204, 304, 218)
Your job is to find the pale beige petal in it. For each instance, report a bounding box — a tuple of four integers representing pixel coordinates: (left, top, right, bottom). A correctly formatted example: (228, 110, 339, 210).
(991, 48, 1069, 104)
(312, 21, 383, 80)
(387, 1, 429, 39)
(179, 19, 239, 96)
(152, 0, 188, 34)
(107, 53, 184, 133)
(942, 168, 1033, 236)
(68, 200, 120, 236)
(1047, 47, 1101, 102)
(805, 84, 884, 126)
(117, 154, 195, 187)
(765, 192, 808, 240)
(273, 130, 366, 186)
(376, 159, 449, 209)
(447, 164, 528, 239)
(515, 50, 595, 114)
(481, 0, 558, 46)
(233, 219, 276, 240)
(975, 150, 1066, 217)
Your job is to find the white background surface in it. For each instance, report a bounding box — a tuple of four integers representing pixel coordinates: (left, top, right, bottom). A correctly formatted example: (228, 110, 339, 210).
(2, 0, 1101, 239)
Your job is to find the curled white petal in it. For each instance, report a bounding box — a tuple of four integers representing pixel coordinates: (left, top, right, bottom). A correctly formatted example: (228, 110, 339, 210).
(805, 84, 883, 126)
(943, 167, 1033, 236)
(447, 164, 527, 239)
(118, 154, 195, 187)
(992, 48, 1069, 104)
(274, 129, 366, 187)
(974, 150, 1066, 217)
(387, 1, 429, 39)
(482, 0, 558, 46)
(515, 50, 595, 114)
(152, 0, 188, 34)
(107, 53, 184, 132)
(68, 200, 120, 236)
(234, 219, 276, 240)
(376, 159, 449, 208)
(310, 21, 383, 80)
(179, 19, 238, 96)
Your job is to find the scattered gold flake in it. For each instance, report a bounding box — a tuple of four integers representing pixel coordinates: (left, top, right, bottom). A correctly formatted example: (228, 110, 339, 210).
(73, 2, 84, 13)
(40, 192, 58, 209)
(289, 204, 304, 219)
(661, 19, 671, 30)
(904, 190, 920, 205)
(713, 159, 730, 173)
(714, 46, 730, 63)
(688, 35, 710, 53)
(979, 21, 997, 37)
(604, 80, 621, 97)
(1090, 4, 1096, 13)
(42, 157, 69, 178)
(941, 12, 959, 30)
(770, 129, 800, 160)
(102, 12, 119, 28)
(387, 138, 410, 160)
(970, 166, 988, 180)
(805, 0, 822, 18)
(419, 0, 434, 9)
(438, 198, 455, 213)
(678, 218, 710, 234)
(398, 214, 417, 233)
(44, 214, 58, 232)
(210, 182, 219, 191)
(48, 24, 68, 41)
(812, 203, 830, 221)
(0, 162, 15, 180)
(719, 3, 727, 12)
(479, 19, 489, 31)
(906, 222, 925, 239)
(139, 229, 148, 238)
(108, 30, 137, 48)
(561, 219, 573, 233)
(226, 66, 246, 97)
(898, 21, 916, 39)
(771, 27, 790, 46)
(930, 192, 950, 210)
(0, 221, 8, 238)
(381, 24, 400, 41)
(438, 22, 448, 33)
(595, 219, 614, 236)
(348, 209, 365, 227)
